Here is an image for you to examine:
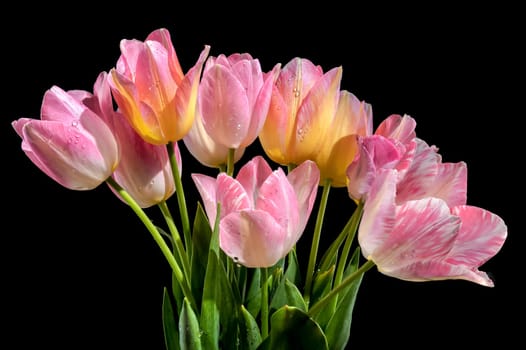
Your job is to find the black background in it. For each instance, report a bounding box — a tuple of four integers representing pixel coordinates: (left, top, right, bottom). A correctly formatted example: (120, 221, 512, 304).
(2, 3, 521, 349)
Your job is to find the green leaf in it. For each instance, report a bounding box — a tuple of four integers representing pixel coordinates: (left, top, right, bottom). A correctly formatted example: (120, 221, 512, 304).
(270, 278, 307, 312)
(259, 306, 328, 350)
(324, 248, 364, 350)
(179, 297, 202, 350)
(284, 249, 301, 286)
(310, 265, 336, 327)
(162, 287, 180, 350)
(246, 268, 262, 318)
(240, 305, 262, 350)
(191, 203, 213, 308)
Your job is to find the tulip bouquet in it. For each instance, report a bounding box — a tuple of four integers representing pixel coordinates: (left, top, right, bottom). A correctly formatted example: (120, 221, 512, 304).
(12, 28, 507, 349)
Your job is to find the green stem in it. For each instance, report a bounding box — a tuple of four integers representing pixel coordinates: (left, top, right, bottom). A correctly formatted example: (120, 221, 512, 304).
(303, 178, 332, 306)
(167, 142, 191, 250)
(106, 177, 196, 310)
(308, 260, 375, 317)
(334, 201, 364, 287)
(226, 148, 235, 177)
(158, 201, 192, 282)
(261, 268, 269, 338)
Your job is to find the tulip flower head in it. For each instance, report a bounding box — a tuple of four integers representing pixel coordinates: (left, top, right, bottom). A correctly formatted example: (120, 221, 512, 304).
(109, 28, 210, 145)
(259, 57, 342, 167)
(198, 53, 279, 150)
(12, 84, 119, 190)
(192, 156, 320, 267)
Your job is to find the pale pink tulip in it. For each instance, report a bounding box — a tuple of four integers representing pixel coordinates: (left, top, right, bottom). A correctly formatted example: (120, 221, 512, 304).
(12, 83, 119, 190)
(198, 53, 279, 149)
(192, 156, 320, 267)
(359, 169, 507, 287)
(183, 107, 245, 168)
(109, 28, 210, 145)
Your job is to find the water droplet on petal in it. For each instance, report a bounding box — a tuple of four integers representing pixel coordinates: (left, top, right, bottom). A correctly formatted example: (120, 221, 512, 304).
(71, 121, 79, 128)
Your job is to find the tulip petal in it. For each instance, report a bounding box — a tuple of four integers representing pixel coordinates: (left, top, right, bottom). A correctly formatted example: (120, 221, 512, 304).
(287, 160, 320, 233)
(358, 169, 398, 258)
(258, 85, 290, 164)
(375, 114, 416, 144)
(220, 210, 285, 267)
(375, 197, 460, 270)
(19, 118, 112, 190)
(191, 174, 219, 226)
(235, 156, 273, 204)
(41, 86, 90, 123)
(448, 205, 507, 268)
(290, 67, 342, 163)
(216, 174, 251, 216)
(199, 64, 250, 148)
(146, 28, 184, 83)
(256, 167, 300, 245)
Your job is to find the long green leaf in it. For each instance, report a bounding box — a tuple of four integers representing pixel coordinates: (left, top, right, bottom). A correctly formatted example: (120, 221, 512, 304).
(179, 297, 202, 350)
(162, 287, 180, 350)
(324, 248, 363, 350)
(270, 278, 307, 312)
(191, 203, 213, 308)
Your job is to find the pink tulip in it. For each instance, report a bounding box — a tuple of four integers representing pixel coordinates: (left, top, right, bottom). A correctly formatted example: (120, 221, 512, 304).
(198, 53, 279, 150)
(183, 107, 245, 168)
(109, 28, 210, 145)
(358, 168, 507, 287)
(192, 156, 320, 267)
(12, 83, 119, 190)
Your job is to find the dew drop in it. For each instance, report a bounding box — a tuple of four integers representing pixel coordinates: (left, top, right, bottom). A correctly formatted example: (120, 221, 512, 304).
(71, 120, 79, 128)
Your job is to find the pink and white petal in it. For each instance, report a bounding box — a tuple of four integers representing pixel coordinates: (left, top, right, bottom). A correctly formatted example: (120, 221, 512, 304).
(447, 205, 507, 267)
(235, 156, 273, 204)
(422, 162, 467, 207)
(375, 114, 416, 144)
(199, 64, 250, 148)
(396, 139, 441, 203)
(358, 169, 398, 258)
(287, 160, 320, 234)
(191, 174, 219, 225)
(383, 259, 495, 287)
(375, 197, 460, 268)
(230, 58, 263, 108)
(216, 173, 252, 215)
(256, 167, 300, 236)
(220, 210, 286, 268)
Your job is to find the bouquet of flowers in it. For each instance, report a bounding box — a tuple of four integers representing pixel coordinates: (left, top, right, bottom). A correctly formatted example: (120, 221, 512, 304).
(11, 28, 507, 349)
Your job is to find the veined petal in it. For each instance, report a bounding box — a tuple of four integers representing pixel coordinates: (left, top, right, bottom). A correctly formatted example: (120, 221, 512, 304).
(235, 156, 273, 204)
(374, 197, 460, 270)
(448, 206, 507, 268)
(422, 162, 468, 207)
(375, 114, 416, 144)
(199, 63, 250, 148)
(220, 210, 286, 268)
(287, 160, 320, 233)
(275, 57, 324, 104)
(358, 169, 398, 258)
